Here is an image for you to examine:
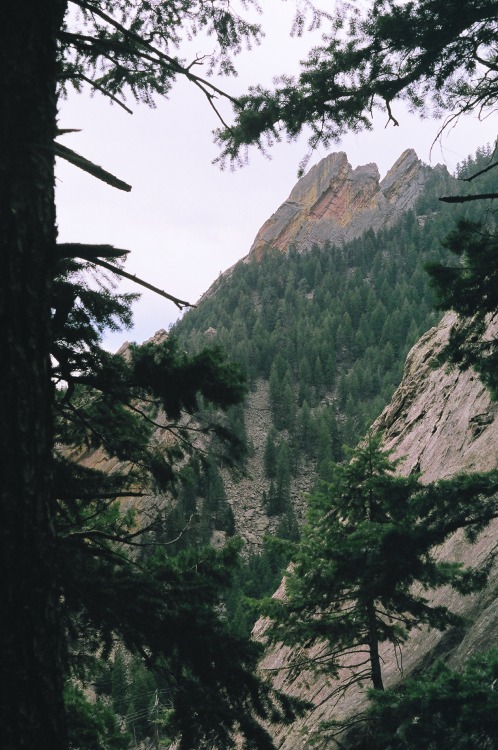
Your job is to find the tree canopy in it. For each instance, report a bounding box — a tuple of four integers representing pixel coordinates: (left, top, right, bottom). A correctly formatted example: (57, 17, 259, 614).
(357, 651, 498, 749)
(260, 437, 498, 700)
(217, 0, 498, 171)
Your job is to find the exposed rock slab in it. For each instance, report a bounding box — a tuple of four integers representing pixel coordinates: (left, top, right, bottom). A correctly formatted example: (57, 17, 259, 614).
(378, 312, 498, 479)
(258, 312, 498, 749)
(247, 149, 431, 259)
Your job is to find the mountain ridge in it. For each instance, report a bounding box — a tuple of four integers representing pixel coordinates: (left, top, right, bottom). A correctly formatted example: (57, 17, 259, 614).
(197, 148, 438, 305)
(246, 148, 432, 259)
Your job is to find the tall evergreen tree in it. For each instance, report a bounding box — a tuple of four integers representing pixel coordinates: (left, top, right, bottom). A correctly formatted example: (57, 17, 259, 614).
(0, 3, 269, 747)
(51, 258, 307, 748)
(261, 436, 498, 694)
(427, 218, 498, 398)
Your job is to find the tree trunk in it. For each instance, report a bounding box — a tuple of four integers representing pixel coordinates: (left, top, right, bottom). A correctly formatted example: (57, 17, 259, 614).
(0, 2, 68, 748)
(366, 600, 384, 691)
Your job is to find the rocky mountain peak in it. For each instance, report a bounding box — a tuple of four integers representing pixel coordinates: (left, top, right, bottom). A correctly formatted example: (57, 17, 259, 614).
(247, 148, 430, 260)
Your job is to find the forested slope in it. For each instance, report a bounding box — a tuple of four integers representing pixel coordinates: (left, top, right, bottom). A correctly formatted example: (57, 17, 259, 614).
(92, 145, 498, 742)
(172, 149, 494, 536)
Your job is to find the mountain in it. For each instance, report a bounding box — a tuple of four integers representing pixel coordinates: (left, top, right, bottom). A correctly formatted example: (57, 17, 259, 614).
(255, 311, 498, 749)
(247, 149, 431, 260)
(75, 143, 498, 745)
(173, 148, 463, 553)
(170, 145, 498, 743)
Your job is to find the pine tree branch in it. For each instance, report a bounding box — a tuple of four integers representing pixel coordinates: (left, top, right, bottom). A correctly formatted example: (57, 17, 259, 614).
(53, 141, 132, 191)
(439, 192, 498, 203)
(68, 73, 134, 114)
(90, 257, 194, 309)
(460, 160, 498, 182)
(66, 1, 239, 108)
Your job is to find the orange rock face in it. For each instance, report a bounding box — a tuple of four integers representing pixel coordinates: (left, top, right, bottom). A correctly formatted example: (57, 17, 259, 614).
(248, 149, 431, 260)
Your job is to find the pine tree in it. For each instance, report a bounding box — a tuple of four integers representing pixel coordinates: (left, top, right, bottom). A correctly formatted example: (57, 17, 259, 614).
(427, 219, 498, 398)
(261, 436, 498, 695)
(264, 427, 278, 479)
(2, 3, 269, 746)
(51, 260, 304, 748)
(64, 683, 130, 750)
(361, 651, 498, 750)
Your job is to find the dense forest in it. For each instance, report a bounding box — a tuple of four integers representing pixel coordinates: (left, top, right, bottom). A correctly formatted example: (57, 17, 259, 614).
(89, 144, 498, 744)
(175, 161, 463, 442)
(5, 1, 498, 748)
(171, 151, 490, 511)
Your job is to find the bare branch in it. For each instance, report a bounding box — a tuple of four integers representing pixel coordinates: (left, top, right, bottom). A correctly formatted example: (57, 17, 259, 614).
(69, 73, 134, 114)
(91, 257, 194, 309)
(58, 242, 130, 260)
(53, 141, 132, 191)
(460, 160, 498, 182)
(439, 192, 498, 203)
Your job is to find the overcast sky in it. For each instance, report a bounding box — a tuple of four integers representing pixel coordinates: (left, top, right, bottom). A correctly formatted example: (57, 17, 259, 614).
(55, 3, 498, 350)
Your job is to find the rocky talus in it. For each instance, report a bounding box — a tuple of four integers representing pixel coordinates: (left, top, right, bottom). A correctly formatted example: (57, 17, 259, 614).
(221, 379, 314, 550)
(256, 312, 498, 749)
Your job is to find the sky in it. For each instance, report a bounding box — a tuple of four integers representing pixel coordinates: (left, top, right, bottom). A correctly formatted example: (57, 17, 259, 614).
(55, 3, 498, 350)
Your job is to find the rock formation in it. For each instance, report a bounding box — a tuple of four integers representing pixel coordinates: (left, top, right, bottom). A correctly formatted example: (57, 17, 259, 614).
(256, 312, 498, 749)
(247, 149, 431, 260)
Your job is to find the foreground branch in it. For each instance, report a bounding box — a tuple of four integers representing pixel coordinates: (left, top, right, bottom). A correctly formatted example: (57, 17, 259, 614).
(53, 141, 132, 191)
(92, 257, 194, 309)
(439, 192, 498, 203)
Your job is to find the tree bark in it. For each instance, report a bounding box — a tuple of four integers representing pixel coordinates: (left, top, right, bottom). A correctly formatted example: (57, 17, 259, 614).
(366, 600, 384, 691)
(0, 2, 68, 748)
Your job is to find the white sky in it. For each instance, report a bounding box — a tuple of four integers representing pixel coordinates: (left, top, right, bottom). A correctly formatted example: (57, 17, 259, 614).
(55, 3, 498, 350)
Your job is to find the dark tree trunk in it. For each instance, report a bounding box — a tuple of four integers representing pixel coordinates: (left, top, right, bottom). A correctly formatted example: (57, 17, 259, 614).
(0, 2, 68, 748)
(366, 600, 384, 691)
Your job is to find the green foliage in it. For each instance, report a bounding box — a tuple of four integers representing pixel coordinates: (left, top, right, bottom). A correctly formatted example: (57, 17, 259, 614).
(260, 436, 498, 694)
(423, 142, 498, 398)
(51, 256, 304, 748)
(174, 172, 458, 451)
(216, 0, 498, 165)
(359, 651, 498, 749)
(428, 219, 498, 397)
(59, 0, 263, 111)
(263, 427, 278, 479)
(225, 535, 297, 639)
(62, 514, 305, 749)
(64, 683, 130, 750)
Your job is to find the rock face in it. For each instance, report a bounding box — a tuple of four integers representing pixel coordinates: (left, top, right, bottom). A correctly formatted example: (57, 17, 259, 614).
(247, 149, 430, 260)
(377, 312, 498, 479)
(257, 312, 498, 749)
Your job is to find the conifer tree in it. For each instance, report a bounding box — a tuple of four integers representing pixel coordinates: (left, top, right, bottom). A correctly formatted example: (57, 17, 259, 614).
(360, 651, 498, 750)
(427, 219, 498, 398)
(52, 260, 304, 748)
(0, 3, 283, 746)
(261, 436, 498, 694)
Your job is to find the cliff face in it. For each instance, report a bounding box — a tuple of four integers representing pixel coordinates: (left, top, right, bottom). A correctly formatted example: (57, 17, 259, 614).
(256, 313, 498, 749)
(377, 312, 498, 479)
(247, 149, 430, 260)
